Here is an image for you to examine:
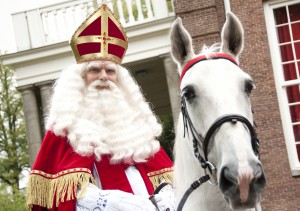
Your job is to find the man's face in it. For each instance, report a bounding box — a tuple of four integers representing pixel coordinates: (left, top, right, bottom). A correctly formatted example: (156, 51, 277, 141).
(84, 60, 118, 90)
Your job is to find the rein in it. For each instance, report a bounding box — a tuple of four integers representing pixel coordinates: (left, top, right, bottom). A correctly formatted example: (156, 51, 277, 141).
(177, 53, 260, 211)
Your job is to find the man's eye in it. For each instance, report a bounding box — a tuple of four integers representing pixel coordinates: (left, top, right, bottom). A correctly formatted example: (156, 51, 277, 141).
(106, 69, 115, 74)
(89, 68, 99, 73)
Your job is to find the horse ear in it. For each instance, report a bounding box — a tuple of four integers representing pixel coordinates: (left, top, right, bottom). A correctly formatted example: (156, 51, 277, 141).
(170, 17, 195, 73)
(221, 12, 244, 60)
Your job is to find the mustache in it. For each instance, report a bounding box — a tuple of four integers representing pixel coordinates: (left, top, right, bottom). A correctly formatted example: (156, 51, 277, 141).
(88, 80, 116, 89)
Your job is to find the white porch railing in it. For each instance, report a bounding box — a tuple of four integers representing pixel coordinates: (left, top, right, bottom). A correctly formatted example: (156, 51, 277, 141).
(12, 0, 174, 51)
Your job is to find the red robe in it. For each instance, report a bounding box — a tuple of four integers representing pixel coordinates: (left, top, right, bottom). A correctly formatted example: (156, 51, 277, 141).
(27, 131, 173, 211)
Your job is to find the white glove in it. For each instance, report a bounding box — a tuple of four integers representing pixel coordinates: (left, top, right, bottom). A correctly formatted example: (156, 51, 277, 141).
(153, 184, 176, 211)
(76, 183, 156, 211)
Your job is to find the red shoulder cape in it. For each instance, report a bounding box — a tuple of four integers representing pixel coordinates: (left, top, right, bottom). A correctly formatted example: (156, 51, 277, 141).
(27, 131, 173, 211)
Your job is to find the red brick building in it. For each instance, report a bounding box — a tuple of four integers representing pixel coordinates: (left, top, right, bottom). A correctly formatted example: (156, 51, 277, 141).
(173, 0, 300, 210)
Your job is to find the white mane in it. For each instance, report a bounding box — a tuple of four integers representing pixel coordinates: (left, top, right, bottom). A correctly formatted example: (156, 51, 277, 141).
(199, 43, 221, 55)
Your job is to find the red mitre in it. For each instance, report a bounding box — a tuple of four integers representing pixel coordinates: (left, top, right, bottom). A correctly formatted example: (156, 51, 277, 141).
(70, 4, 128, 64)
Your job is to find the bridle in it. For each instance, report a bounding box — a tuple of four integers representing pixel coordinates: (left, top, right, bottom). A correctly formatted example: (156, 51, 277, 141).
(177, 53, 260, 211)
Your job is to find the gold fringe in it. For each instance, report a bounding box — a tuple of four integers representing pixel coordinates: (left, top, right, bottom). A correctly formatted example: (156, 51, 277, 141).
(148, 168, 174, 189)
(26, 170, 95, 210)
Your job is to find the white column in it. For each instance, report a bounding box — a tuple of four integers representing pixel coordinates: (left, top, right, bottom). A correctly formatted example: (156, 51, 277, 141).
(151, 0, 169, 19)
(12, 12, 31, 51)
(18, 85, 42, 167)
(117, 0, 126, 25)
(26, 9, 45, 48)
(36, 80, 54, 118)
(145, 0, 153, 19)
(224, 0, 231, 12)
(161, 55, 180, 128)
(136, 0, 144, 21)
(125, 0, 135, 23)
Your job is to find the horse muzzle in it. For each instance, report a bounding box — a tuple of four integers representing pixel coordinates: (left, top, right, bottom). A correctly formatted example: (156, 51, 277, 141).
(219, 162, 266, 209)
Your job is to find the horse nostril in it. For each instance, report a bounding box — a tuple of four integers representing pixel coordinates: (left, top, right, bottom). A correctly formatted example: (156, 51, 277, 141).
(219, 167, 238, 194)
(253, 165, 266, 191)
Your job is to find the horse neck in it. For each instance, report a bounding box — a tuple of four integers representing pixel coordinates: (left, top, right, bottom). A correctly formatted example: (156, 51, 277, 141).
(174, 115, 258, 211)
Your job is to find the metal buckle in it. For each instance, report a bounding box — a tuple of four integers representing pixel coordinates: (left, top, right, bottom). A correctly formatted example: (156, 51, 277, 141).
(204, 161, 217, 185)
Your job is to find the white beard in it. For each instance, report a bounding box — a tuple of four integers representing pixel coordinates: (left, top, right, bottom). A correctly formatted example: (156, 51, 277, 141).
(67, 80, 160, 164)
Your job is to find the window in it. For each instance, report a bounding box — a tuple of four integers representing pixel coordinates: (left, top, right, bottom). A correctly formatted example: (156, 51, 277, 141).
(264, 0, 300, 176)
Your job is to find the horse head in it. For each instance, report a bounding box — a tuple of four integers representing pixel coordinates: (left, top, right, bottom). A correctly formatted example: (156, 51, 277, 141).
(170, 12, 266, 210)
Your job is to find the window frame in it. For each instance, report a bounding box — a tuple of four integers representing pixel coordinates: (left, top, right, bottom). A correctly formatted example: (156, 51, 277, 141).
(264, 0, 300, 176)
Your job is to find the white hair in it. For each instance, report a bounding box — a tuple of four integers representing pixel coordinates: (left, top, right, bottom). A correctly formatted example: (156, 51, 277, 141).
(199, 43, 221, 57)
(45, 62, 162, 163)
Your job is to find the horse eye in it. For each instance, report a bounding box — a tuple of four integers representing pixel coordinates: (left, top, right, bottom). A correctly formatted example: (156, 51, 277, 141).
(182, 86, 196, 101)
(245, 80, 254, 95)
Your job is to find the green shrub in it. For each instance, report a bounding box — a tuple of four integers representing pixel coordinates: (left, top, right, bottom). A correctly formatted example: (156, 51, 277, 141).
(0, 184, 26, 211)
(159, 113, 175, 160)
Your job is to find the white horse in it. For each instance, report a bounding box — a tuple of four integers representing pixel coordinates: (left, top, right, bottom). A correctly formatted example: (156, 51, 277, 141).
(170, 12, 266, 211)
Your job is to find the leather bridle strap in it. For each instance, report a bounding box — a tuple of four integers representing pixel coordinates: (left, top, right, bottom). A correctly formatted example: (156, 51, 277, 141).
(203, 114, 260, 161)
(177, 175, 210, 211)
(181, 97, 207, 168)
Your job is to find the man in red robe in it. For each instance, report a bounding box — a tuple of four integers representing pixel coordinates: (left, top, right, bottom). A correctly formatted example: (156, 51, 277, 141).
(26, 4, 174, 211)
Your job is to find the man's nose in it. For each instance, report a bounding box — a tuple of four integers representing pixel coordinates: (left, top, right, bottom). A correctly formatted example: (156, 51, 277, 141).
(99, 70, 108, 81)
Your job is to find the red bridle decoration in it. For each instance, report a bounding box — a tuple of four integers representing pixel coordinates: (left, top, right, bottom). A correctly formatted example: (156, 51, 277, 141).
(180, 53, 239, 84)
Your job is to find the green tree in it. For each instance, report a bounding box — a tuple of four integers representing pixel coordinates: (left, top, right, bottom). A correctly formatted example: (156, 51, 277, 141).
(0, 61, 28, 210)
(159, 113, 175, 160)
(0, 183, 26, 211)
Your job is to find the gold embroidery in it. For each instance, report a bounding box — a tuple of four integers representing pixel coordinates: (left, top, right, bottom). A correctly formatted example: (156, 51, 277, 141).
(147, 167, 174, 189)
